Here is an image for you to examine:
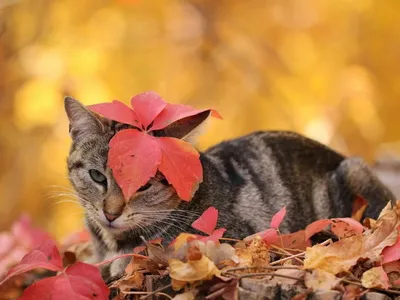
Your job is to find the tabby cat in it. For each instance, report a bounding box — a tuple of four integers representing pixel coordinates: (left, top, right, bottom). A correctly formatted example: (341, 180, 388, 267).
(64, 96, 395, 279)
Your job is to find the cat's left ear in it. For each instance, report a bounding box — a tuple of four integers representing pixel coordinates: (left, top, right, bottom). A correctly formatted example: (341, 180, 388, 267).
(156, 110, 211, 144)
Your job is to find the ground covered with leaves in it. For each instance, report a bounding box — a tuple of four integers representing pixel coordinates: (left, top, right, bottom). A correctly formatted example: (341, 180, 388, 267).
(0, 198, 400, 300)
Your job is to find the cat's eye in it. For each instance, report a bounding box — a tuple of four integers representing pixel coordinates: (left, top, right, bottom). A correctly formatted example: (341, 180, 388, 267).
(89, 169, 107, 186)
(137, 182, 152, 192)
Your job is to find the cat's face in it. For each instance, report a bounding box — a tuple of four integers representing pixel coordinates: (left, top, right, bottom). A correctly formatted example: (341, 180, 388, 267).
(64, 97, 208, 240)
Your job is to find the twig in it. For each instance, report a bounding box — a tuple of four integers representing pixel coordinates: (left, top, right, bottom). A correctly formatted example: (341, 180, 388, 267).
(123, 290, 173, 299)
(95, 253, 148, 267)
(270, 251, 305, 266)
(341, 279, 400, 296)
(219, 237, 242, 242)
(238, 272, 303, 281)
(270, 245, 304, 264)
(139, 283, 173, 299)
(223, 266, 300, 274)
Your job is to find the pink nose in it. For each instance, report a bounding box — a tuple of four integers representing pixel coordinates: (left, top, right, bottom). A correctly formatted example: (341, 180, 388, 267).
(104, 211, 121, 223)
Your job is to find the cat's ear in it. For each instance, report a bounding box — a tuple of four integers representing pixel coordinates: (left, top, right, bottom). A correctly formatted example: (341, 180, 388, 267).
(64, 96, 104, 141)
(158, 110, 211, 144)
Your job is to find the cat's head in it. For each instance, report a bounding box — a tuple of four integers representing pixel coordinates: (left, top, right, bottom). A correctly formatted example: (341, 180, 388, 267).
(64, 97, 209, 240)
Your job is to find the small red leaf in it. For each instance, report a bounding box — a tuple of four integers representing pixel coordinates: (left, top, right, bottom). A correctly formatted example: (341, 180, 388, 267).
(20, 262, 109, 300)
(108, 130, 161, 200)
(131, 92, 167, 129)
(270, 206, 286, 229)
(157, 137, 202, 201)
(151, 103, 222, 131)
(88, 100, 140, 127)
(196, 228, 226, 243)
(12, 214, 53, 249)
(191, 207, 218, 235)
(305, 218, 363, 240)
(382, 228, 400, 264)
(0, 240, 62, 286)
(273, 230, 311, 250)
(261, 229, 279, 245)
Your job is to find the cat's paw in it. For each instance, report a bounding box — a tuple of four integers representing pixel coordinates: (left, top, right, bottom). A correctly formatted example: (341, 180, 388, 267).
(108, 256, 131, 281)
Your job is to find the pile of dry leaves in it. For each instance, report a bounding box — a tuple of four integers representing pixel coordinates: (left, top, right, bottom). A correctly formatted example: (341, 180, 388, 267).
(0, 198, 400, 300)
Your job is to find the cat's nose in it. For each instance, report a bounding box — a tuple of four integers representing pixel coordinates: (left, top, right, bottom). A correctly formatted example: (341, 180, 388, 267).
(103, 210, 121, 223)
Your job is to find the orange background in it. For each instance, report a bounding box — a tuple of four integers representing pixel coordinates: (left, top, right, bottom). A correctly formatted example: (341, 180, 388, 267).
(0, 0, 400, 240)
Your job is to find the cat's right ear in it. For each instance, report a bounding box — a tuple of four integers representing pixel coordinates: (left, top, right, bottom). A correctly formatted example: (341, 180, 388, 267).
(64, 96, 104, 141)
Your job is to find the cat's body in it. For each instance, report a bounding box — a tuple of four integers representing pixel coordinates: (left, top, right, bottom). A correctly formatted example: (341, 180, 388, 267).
(64, 97, 395, 280)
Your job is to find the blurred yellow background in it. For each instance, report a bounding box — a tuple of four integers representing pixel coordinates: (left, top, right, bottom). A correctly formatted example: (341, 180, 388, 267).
(1, 0, 400, 240)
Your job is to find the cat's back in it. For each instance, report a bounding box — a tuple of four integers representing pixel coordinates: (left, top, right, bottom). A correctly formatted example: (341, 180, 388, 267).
(204, 130, 345, 175)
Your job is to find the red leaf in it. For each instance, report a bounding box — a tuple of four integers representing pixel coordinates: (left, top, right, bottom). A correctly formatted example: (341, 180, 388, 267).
(273, 230, 311, 251)
(20, 262, 109, 300)
(131, 92, 167, 129)
(12, 214, 53, 249)
(108, 130, 161, 200)
(382, 229, 400, 264)
(196, 228, 226, 243)
(305, 218, 363, 240)
(151, 103, 222, 131)
(191, 207, 218, 235)
(0, 240, 62, 286)
(157, 137, 202, 201)
(88, 100, 140, 127)
(270, 206, 286, 229)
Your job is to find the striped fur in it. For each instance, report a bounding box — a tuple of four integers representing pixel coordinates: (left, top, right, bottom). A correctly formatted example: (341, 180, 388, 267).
(64, 97, 395, 279)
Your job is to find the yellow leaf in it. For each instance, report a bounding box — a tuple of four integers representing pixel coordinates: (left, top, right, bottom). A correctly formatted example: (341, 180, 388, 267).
(169, 255, 220, 291)
(304, 201, 400, 274)
(361, 267, 390, 289)
(305, 269, 340, 291)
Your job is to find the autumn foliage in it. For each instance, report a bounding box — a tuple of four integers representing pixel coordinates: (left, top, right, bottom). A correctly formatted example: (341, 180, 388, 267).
(1, 199, 400, 299)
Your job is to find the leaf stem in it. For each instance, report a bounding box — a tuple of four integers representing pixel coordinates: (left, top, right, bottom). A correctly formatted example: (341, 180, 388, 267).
(95, 253, 148, 267)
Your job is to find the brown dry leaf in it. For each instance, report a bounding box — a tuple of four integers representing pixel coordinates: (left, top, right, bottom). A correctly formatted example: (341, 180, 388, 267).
(304, 201, 400, 274)
(352, 196, 368, 222)
(361, 266, 390, 289)
(304, 269, 341, 291)
(342, 284, 363, 300)
(247, 236, 270, 267)
(169, 255, 220, 291)
(118, 272, 144, 292)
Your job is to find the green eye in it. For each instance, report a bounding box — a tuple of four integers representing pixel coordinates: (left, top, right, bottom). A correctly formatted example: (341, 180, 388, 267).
(89, 169, 107, 185)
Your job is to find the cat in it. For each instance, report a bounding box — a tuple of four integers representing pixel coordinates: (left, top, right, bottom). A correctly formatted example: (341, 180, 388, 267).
(64, 96, 395, 280)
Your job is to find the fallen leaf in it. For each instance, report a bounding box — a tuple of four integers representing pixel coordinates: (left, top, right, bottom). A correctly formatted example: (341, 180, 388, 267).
(0, 240, 62, 286)
(304, 201, 400, 274)
(361, 266, 390, 289)
(169, 255, 220, 291)
(305, 218, 363, 240)
(304, 269, 340, 291)
(192, 207, 218, 235)
(382, 228, 400, 264)
(118, 271, 144, 291)
(19, 262, 109, 300)
(352, 195, 368, 222)
(272, 230, 311, 251)
(270, 206, 286, 229)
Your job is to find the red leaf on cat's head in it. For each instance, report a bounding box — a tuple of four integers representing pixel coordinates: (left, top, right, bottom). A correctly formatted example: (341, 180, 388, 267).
(0, 239, 62, 286)
(130, 91, 167, 129)
(108, 130, 161, 200)
(151, 103, 222, 131)
(270, 206, 286, 229)
(192, 207, 219, 235)
(89, 92, 221, 202)
(19, 262, 109, 300)
(88, 100, 141, 127)
(157, 137, 202, 201)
